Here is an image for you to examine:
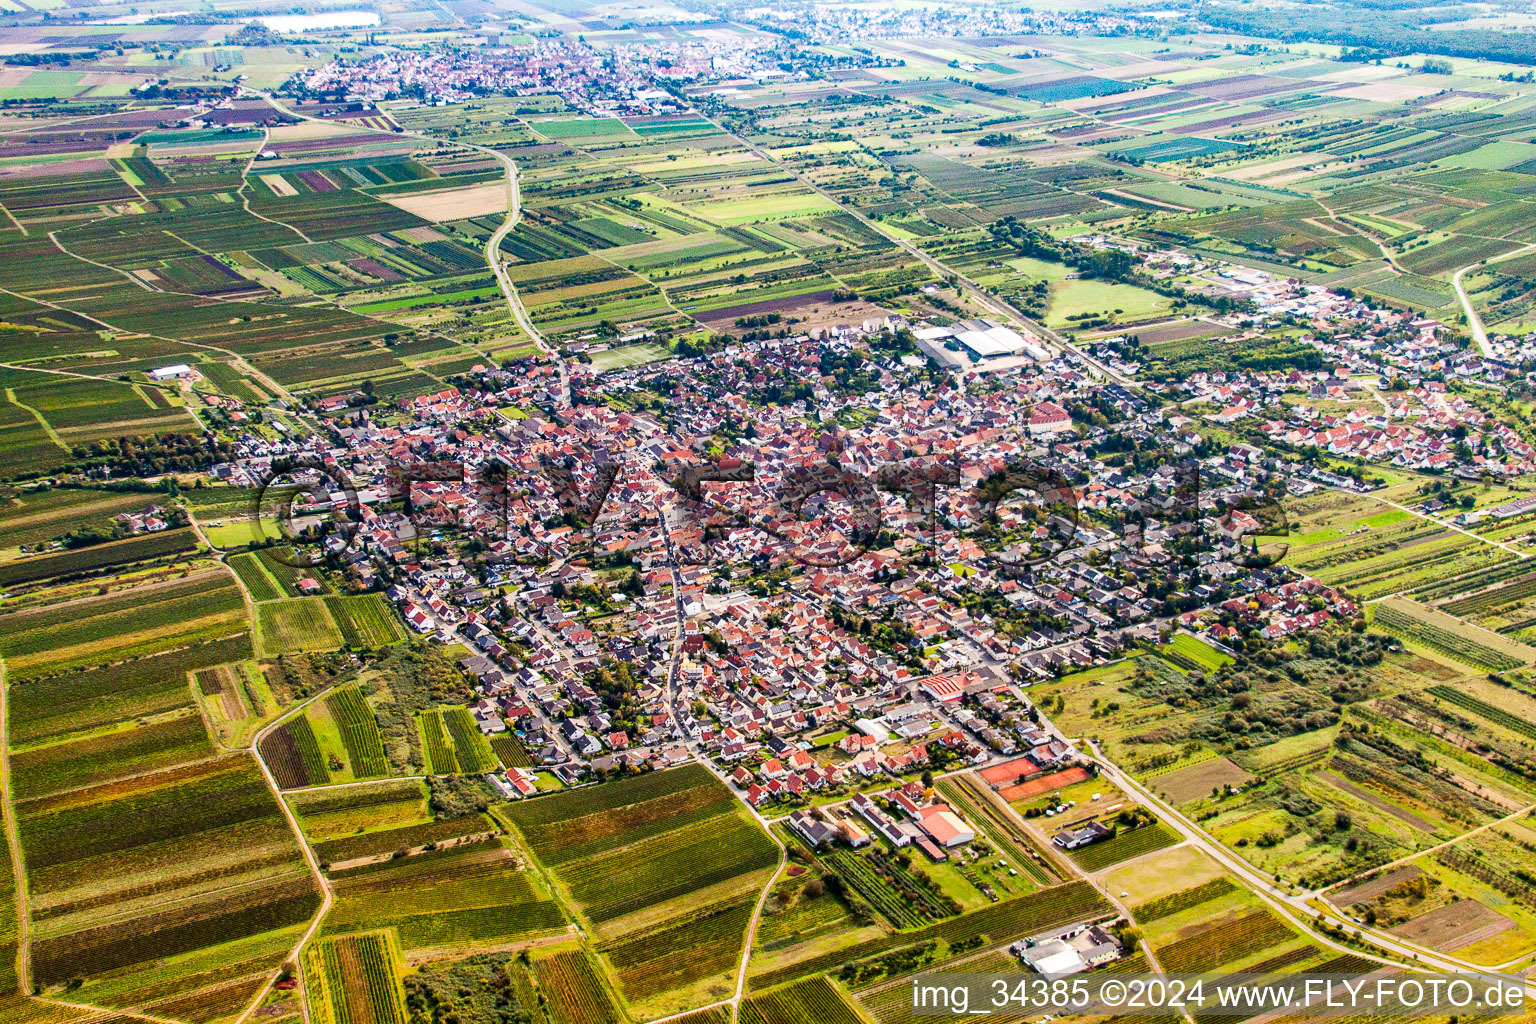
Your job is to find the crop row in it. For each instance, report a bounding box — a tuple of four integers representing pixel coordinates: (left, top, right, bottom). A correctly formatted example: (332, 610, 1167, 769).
(327, 687, 389, 778)
(313, 813, 494, 866)
(562, 814, 779, 923)
(1156, 910, 1295, 973)
(230, 553, 283, 601)
(1072, 821, 1181, 872)
(604, 897, 753, 999)
(533, 951, 622, 1024)
(1443, 573, 1536, 618)
(11, 712, 213, 800)
(261, 715, 330, 789)
(824, 849, 945, 929)
(289, 778, 423, 818)
(32, 874, 320, 987)
(501, 762, 715, 830)
(1373, 604, 1525, 671)
(19, 755, 283, 870)
(1131, 878, 1236, 923)
(9, 632, 251, 741)
(741, 977, 862, 1024)
(1426, 686, 1536, 742)
(418, 710, 459, 774)
(491, 734, 533, 768)
(443, 707, 499, 773)
(0, 575, 242, 661)
(502, 763, 727, 863)
(0, 528, 197, 587)
(750, 880, 1108, 991)
(325, 594, 404, 647)
(306, 932, 405, 1024)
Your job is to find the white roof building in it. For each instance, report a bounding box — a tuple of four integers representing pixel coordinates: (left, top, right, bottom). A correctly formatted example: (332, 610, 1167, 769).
(1017, 938, 1087, 976)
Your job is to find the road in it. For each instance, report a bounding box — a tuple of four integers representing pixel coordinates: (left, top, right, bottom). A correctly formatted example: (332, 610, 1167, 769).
(249, 89, 570, 406)
(233, 687, 344, 1024)
(1082, 739, 1536, 990)
(693, 112, 1143, 391)
(1453, 243, 1536, 359)
(1454, 263, 1492, 358)
(481, 147, 571, 406)
(0, 660, 30, 993)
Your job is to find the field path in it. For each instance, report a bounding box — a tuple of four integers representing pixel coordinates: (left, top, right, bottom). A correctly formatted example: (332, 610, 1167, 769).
(232, 687, 343, 1024)
(1081, 739, 1536, 988)
(974, 770, 1194, 1023)
(692, 110, 1142, 391)
(1453, 243, 1536, 358)
(0, 659, 32, 993)
(249, 89, 571, 405)
(239, 128, 313, 244)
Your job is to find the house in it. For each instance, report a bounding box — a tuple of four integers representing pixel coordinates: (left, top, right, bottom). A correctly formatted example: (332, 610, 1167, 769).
(1027, 401, 1072, 437)
(787, 809, 838, 848)
(1052, 819, 1115, 850)
(920, 675, 967, 703)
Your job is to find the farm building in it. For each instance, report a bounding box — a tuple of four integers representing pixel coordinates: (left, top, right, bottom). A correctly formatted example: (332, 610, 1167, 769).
(1053, 819, 1115, 850)
(149, 364, 192, 381)
(917, 805, 975, 847)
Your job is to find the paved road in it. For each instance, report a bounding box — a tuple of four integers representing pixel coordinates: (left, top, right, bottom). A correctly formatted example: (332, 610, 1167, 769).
(249, 89, 570, 406)
(694, 112, 1143, 391)
(1453, 243, 1536, 359)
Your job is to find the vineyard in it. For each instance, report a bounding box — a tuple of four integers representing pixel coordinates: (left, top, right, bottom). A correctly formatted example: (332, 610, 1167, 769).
(1372, 602, 1527, 671)
(1155, 910, 1296, 973)
(10, 634, 251, 756)
(418, 710, 459, 774)
(11, 711, 214, 800)
(492, 734, 533, 768)
(327, 687, 389, 778)
(258, 598, 345, 655)
(325, 594, 406, 647)
(602, 896, 754, 1000)
(443, 706, 499, 772)
(304, 931, 407, 1024)
(1131, 878, 1236, 923)
(749, 880, 1109, 991)
(313, 813, 495, 865)
(1426, 686, 1536, 742)
(501, 764, 734, 865)
(324, 845, 565, 949)
(261, 714, 331, 789)
(740, 977, 863, 1024)
(230, 552, 283, 602)
(559, 812, 779, 923)
(1071, 821, 1181, 872)
(1442, 573, 1536, 618)
(18, 754, 319, 988)
(822, 848, 957, 929)
(532, 951, 623, 1024)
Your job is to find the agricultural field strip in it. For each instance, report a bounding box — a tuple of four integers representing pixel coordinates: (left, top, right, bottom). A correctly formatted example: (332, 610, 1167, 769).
(243, 681, 344, 1017)
(1088, 738, 1536, 977)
